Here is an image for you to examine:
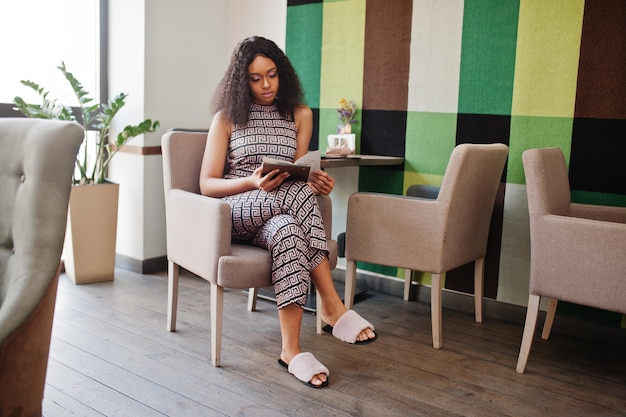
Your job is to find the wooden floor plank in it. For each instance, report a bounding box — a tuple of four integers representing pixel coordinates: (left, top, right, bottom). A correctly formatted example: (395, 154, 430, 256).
(43, 268, 626, 417)
(51, 303, 295, 416)
(43, 383, 107, 417)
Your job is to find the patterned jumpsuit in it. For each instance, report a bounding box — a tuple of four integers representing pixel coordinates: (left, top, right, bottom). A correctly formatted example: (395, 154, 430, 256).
(221, 103, 328, 309)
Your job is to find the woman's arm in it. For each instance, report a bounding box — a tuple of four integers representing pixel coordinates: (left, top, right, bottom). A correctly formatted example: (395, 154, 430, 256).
(199, 112, 289, 197)
(294, 105, 335, 195)
(294, 105, 313, 160)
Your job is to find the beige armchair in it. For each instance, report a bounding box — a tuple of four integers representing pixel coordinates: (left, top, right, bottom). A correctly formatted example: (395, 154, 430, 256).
(161, 131, 337, 367)
(516, 148, 626, 373)
(344, 143, 509, 349)
(0, 118, 84, 417)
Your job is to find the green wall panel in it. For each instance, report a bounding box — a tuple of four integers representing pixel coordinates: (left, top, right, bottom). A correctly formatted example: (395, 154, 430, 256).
(572, 191, 626, 208)
(405, 112, 457, 176)
(458, 0, 519, 115)
(358, 165, 405, 196)
(508, 116, 573, 184)
(286, 3, 323, 108)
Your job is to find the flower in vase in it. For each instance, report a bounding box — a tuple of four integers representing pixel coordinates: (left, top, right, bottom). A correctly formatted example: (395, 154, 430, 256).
(337, 97, 357, 133)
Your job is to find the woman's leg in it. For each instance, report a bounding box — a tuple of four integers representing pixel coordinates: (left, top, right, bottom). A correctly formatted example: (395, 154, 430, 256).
(311, 258, 376, 343)
(254, 214, 328, 385)
(278, 304, 327, 387)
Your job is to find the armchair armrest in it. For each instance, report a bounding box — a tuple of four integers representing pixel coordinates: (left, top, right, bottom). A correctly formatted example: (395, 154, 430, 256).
(165, 189, 232, 283)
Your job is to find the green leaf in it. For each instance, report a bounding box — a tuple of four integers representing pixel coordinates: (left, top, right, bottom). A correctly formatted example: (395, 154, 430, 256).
(115, 119, 160, 146)
(13, 95, 75, 121)
(13, 62, 160, 184)
(58, 61, 95, 127)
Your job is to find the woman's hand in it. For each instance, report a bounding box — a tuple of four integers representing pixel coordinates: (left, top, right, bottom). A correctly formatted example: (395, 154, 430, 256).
(254, 167, 290, 192)
(308, 170, 334, 195)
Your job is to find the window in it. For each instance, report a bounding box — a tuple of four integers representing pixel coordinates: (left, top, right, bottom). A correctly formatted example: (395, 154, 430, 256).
(0, 0, 106, 117)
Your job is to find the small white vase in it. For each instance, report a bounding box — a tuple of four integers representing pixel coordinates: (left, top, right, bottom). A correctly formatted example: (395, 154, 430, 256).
(338, 124, 352, 134)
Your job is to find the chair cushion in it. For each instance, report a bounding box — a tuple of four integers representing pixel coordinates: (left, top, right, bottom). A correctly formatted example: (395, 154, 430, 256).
(218, 244, 273, 288)
(218, 241, 337, 288)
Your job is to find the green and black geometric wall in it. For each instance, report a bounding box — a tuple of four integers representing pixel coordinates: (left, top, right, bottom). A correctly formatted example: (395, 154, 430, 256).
(287, 0, 626, 327)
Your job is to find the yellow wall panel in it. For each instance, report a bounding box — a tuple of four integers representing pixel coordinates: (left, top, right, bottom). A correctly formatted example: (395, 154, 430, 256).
(319, 0, 366, 110)
(512, 0, 584, 117)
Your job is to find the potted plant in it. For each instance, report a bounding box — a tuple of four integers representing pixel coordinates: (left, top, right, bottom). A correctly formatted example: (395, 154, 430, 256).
(13, 62, 159, 284)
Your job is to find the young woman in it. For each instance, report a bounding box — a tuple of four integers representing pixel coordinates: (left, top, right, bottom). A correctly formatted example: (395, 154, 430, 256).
(199, 36, 377, 388)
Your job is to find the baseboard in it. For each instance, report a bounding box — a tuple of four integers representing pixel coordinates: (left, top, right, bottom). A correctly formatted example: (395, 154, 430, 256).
(115, 254, 168, 274)
(335, 267, 626, 348)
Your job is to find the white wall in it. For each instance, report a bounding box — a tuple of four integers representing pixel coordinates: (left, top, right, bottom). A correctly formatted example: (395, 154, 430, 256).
(228, 0, 287, 52)
(108, 0, 286, 267)
(108, 0, 148, 262)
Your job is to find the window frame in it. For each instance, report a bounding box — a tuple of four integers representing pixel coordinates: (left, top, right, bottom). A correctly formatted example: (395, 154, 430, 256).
(0, 0, 108, 126)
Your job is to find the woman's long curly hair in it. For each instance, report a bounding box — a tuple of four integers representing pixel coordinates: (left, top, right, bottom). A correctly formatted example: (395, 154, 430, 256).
(212, 36, 304, 126)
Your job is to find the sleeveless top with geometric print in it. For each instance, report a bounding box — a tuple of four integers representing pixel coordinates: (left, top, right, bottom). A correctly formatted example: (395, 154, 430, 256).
(220, 103, 327, 309)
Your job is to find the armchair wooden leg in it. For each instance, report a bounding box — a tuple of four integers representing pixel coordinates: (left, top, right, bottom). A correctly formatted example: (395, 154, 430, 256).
(431, 273, 443, 349)
(167, 261, 179, 331)
(516, 293, 541, 373)
(211, 283, 224, 367)
(474, 257, 484, 323)
(316, 288, 323, 334)
(344, 260, 357, 309)
(403, 269, 413, 301)
(541, 298, 558, 340)
(247, 287, 258, 312)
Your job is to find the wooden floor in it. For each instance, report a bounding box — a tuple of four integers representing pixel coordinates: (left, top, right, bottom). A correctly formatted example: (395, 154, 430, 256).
(44, 268, 626, 417)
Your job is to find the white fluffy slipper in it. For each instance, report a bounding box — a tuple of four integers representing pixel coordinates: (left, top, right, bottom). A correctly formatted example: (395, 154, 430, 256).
(326, 310, 378, 345)
(278, 352, 329, 388)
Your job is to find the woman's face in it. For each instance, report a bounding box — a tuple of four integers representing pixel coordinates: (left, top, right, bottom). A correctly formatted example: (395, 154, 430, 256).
(248, 55, 279, 105)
